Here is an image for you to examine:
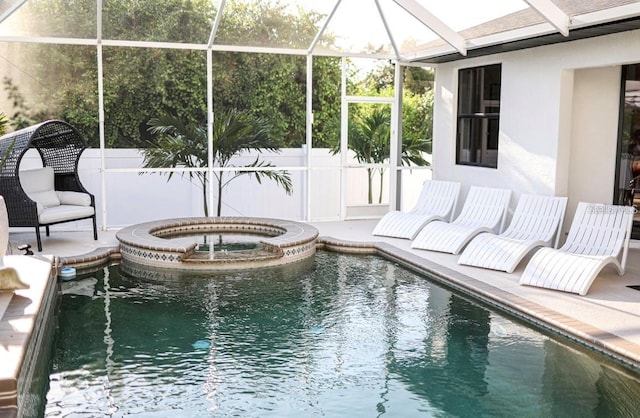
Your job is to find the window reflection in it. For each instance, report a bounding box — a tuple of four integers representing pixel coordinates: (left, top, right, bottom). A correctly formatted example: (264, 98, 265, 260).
(616, 64, 640, 238)
(456, 64, 501, 168)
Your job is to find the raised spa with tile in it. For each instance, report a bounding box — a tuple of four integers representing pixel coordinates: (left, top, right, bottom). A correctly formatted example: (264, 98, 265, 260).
(115, 217, 318, 271)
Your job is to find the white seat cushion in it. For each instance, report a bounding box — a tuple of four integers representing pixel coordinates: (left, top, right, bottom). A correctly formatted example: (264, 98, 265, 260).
(38, 205, 94, 224)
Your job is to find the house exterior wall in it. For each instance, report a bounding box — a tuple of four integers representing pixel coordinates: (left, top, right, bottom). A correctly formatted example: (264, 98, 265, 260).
(432, 28, 640, 229)
(568, 66, 622, 226)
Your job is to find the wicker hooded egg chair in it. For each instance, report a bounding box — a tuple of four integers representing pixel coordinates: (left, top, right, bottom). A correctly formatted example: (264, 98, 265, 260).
(0, 120, 97, 251)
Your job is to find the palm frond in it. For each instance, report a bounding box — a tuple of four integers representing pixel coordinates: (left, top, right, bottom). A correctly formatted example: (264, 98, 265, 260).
(143, 108, 291, 216)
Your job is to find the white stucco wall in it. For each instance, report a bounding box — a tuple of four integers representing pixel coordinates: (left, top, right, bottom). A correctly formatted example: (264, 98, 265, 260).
(567, 66, 622, 226)
(432, 29, 640, 228)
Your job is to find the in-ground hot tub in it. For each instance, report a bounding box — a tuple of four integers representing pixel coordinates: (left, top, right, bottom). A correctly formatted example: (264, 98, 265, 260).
(116, 217, 319, 272)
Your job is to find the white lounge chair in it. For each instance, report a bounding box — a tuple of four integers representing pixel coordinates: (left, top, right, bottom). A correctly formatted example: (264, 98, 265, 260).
(410, 186, 512, 254)
(372, 180, 461, 239)
(519, 202, 634, 295)
(457, 194, 568, 273)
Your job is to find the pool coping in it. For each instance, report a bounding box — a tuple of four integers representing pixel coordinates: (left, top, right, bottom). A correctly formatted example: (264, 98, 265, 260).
(0, 255, 56, 418)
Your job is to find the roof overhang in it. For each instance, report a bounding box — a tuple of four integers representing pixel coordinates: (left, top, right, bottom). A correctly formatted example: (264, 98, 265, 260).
(407, 2, 640, 64)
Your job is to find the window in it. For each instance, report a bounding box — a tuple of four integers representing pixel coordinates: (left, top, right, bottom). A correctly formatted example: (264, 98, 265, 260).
(456, 64, 502, 168)
(616, 63, 640, 239)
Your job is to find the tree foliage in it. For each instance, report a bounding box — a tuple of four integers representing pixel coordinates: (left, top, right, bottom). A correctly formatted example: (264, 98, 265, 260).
(1, 0, 432, 156)
(1, 0, 344, 148)
(102, 47, 208, 148)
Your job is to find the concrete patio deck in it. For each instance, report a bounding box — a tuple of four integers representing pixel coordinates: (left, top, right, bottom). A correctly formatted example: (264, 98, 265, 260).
(5, 219, 640, 374)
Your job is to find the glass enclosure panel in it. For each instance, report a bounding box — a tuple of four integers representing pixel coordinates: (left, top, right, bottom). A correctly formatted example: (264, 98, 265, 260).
(214, 0, 320, 49)
(102, 0, 214, 43)
(211, 51, 307, 148)
(102, 46, 207, 162)
(311, 56, 341, 149)
(345, 101, 391, 218)
(217, 157, 297, 216)
(347, 102, 392, 170)
(346, 58, 395, 97)
(376, 0, 440, 57)
(212, 149, 304, 173)
(399, 168, 432, 212)
(76, 148, 102, 224)
(316, 0, 393, 56)
(0, 0, 24, 17)
(309, 146, 342, 221)
(0, 42, 98, 142)
(345, 167, 389, 219)
(402, 66, 433, 169)
(309, 167, 340, 221)
(0, 0, 96, 38)
(216, 171, 304, 219)
(105, 168, 304, 226)
(105, 171, 197, 228)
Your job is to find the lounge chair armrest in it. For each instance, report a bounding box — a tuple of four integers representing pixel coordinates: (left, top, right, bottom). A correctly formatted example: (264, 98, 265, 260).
(57, 191, 92, 206)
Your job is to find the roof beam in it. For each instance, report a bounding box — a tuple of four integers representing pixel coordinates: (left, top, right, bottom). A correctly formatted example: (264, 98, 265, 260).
(393, 0, 466, 56)
(208, 0, 227, 48)
(0, 0, 26, 25)
(523, 0, 570, 36)
(375, 0, 400, 60)
(308, 0, 341, 54)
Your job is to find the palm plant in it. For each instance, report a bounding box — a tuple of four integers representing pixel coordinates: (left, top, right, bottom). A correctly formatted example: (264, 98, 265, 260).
(0, 113, 8, 136)
(335, 107, 431, 204)
(353, 108, 390, 204)
(143, 109, 292, 217)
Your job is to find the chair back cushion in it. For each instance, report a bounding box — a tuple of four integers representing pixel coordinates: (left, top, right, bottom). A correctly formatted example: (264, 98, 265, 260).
(19, 167, 60, 208)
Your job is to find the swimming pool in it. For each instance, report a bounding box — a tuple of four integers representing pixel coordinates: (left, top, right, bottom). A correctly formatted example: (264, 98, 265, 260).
(42, 251, 640, 417)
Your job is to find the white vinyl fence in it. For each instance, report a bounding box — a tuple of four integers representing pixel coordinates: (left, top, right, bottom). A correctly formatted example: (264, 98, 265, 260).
(18, 148, 430, 231)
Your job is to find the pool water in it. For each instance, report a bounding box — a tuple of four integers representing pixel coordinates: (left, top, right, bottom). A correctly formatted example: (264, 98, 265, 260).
(43, 252, 640, 417)
(185, 233, 263, 252)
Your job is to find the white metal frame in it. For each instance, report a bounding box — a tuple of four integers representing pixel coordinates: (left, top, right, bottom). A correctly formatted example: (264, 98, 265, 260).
(339, 58, 397, 220)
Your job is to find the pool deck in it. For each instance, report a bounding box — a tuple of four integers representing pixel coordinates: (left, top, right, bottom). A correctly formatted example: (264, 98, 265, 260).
(1, 218, 640, 415)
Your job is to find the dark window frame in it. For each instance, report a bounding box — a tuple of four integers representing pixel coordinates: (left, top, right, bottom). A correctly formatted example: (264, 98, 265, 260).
(456, 63, 502, 168)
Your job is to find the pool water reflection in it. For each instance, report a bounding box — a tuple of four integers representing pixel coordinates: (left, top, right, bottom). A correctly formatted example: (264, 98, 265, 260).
(44, 251, 640, 417)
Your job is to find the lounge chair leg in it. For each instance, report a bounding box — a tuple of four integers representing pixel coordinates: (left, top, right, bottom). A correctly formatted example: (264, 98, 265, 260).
(92, 216, 98, 240)
(45, 225, 50, 237)
(35, 227, 42, 252)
